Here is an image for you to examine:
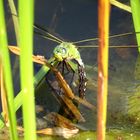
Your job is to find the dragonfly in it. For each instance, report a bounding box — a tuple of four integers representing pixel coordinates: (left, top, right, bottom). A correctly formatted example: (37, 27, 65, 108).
(34, 24, 88, 100)
(34, 24, 92, 121)
(33, 23, 138, 100)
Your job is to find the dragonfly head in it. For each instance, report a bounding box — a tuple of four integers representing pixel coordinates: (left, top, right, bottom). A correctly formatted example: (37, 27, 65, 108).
(53, 42, 71, 61)
(53, 42, 81, 62)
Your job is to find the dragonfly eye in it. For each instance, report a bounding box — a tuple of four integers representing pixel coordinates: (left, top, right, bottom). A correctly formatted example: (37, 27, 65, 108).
(56, 50, 60, 53)
(61, 47, 67, 54)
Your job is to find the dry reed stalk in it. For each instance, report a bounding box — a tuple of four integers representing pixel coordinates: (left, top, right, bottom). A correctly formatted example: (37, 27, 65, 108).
(97, 0, 110, 140)
(0, 61, 9, 123)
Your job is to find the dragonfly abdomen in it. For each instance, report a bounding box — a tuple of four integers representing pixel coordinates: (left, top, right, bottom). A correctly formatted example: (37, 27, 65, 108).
(78, 64, 87, 99)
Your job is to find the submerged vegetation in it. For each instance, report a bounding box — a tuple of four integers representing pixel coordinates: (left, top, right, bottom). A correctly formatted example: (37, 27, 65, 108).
(0, 0, 140, 140)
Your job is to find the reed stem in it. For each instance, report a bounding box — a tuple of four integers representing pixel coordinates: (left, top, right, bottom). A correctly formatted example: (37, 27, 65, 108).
(130, 0, 140, 52)
(97, 0, 110, 140)
(19, 0, 36, 139)
(0, 1, 18, 139)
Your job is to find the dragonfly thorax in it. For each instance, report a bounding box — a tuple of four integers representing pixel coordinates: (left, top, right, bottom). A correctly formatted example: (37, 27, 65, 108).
(53, 42, 81, 61)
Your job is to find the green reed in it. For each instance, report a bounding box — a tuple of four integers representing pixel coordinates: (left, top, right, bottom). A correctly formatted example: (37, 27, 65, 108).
(0, 1, 52, 139)
(18, 0, 37, 139)
(8, 0, 20, 46)
(0, 1, 18, 140)
(14, 64, 51, 113)
(130, 0, 140, 52)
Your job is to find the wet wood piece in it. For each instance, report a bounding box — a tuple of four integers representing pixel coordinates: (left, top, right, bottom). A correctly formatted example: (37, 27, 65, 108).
(16, 125, 78, 139)
(37, 127, 79, 139)
(60, 95, 85, 122)
(46, 78, 84, 122)
(44, 112, 77, 129)
(51, 67, 96, 110)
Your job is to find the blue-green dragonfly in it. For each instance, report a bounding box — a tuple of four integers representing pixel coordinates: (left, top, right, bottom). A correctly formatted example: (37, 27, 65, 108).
(34, 24, 87, 99)
(34, 24, 92, 122)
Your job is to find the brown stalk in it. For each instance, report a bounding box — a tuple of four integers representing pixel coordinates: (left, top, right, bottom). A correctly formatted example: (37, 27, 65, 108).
(36, 127, 79, 138)
(45, 112, 78, 129)
(17, 126, 78, 139)
(0, 58, 9, 123)
(97, 0, 110, 140)
(60, 95, 85, 122)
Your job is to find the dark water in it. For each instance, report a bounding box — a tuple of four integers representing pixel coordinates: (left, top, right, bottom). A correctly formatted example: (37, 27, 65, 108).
(1, 0, 140, 139)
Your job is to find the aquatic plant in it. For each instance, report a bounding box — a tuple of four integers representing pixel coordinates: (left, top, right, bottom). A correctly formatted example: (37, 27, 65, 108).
(18, 0, 37, 139)
(0, 0, 37, 139)
(130, 0, 140, 52)
(0, 1, 18, 139)
(127, 0, 140, 126)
